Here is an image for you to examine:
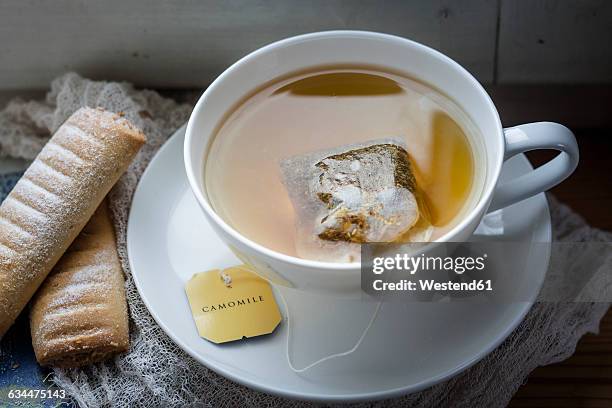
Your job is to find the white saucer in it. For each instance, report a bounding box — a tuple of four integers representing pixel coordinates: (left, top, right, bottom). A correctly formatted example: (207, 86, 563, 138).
(127, 125, 551, 402)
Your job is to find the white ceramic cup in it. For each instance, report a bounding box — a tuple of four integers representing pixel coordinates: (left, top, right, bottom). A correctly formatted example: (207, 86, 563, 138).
(184, 31, 578, 294)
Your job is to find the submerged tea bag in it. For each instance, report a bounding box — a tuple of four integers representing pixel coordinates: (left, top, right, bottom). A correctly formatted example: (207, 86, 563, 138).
(281, 139, 432, 262)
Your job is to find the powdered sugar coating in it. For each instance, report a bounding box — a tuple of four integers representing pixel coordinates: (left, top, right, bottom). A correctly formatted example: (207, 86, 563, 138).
(0, 107, 144, 337)
(29, 200, 130, 367)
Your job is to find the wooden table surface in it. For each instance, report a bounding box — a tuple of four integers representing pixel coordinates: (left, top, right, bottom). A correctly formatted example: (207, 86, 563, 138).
(0, 86, 610, 407)
(508, 130, 612, 406)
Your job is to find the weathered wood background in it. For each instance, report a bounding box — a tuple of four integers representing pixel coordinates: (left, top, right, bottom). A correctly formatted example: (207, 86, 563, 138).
(0, 0, 610, 90)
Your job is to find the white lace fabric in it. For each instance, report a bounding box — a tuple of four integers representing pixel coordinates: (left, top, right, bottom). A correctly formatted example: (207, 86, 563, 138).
(0, 73, 609, 408)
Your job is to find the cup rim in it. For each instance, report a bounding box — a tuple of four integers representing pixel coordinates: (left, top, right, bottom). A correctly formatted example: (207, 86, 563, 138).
(184, 30, 504, 271)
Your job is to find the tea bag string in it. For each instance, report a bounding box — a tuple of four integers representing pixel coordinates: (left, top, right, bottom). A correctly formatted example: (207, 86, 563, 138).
(276, 290, 382, 373)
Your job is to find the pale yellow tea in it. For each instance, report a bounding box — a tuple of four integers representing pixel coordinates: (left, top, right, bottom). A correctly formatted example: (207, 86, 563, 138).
(205, 67, 484, 260)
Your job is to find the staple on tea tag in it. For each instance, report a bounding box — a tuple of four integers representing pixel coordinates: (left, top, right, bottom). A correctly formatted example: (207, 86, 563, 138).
(185, 265, 282, 343)
(219, 269, 232, 287)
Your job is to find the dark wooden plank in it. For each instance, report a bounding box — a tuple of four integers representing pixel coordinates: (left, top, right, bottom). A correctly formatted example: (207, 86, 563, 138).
(497, 0, 612, 84)
(526, 130, 612, 231)
(509, 128, 612, 407)
(0, 0, 499, 89)
(511, 398, 612, 408)
(487, 85, 612, 129)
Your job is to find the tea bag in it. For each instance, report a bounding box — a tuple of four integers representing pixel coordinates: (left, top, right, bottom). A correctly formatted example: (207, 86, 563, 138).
(281, 138, 432, 262)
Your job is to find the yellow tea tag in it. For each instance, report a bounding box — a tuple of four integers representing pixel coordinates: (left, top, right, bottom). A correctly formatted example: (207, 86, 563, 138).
(185, 265, 282, 343)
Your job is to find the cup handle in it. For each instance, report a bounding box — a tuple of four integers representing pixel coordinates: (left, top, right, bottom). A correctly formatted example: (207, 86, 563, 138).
(488, 122, 579, 212)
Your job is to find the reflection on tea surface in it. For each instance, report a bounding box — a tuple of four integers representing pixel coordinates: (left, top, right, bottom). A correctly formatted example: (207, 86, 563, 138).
(206, 67, 481, 260)
(274, 72, 403, 96)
